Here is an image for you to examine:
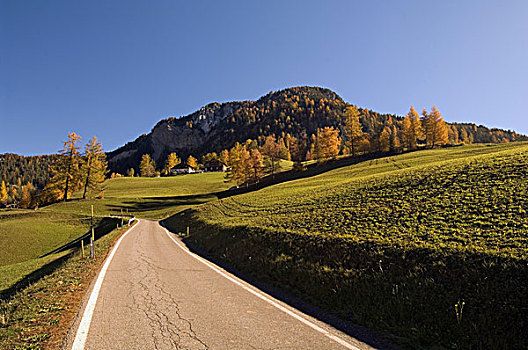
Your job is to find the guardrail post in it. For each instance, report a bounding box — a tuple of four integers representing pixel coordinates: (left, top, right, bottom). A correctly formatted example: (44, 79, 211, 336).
(90, 205, 95, 259)
(90, 226, 95, 259)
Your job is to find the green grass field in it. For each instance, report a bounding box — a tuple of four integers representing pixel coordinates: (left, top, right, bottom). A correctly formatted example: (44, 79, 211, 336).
(46, 172, 232, 219)
(0, 211, 93, 292)
(164, 142, 528, 348)
(1, 172, 230, 294)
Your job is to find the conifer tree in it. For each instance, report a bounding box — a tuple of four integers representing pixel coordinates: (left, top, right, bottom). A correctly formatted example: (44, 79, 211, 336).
(139, 154, 156, 177)
(236, 147, 251, 185)
(260, 136, 282, 177)
(45, 132, 82, 202)
(187, 155, 198, 169)
(10, 188, 17, 205)
(402, 106, 423, 150)
(0, 180, 7, 206)
(369, 120, 385, 153)
(164, 153, 181, 174)
(81, 136, 107, 199)
(286, 135, 302, 162)
(19, 182, 35, 208)
(422, 106, 448, 148)
(201, 152, 217, 164)
(219, 149, 229, 165)
(344, 106, 365, 156)
(314, 127, 340, 161)
(379, 127, 391, 153)
(248, 149, 263, 182)
(226, 142, 244, 182)
(390, 125, 402, 153)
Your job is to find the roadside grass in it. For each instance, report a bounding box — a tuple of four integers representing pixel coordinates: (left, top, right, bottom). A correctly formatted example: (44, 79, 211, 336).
(0, 252, 70, 293)
(164, 142, 528, 349)
(0, 211, 92, 267)
(46, 172, 232, 219)
(0, 211, 97, 294)
(0, 223, 132, 350)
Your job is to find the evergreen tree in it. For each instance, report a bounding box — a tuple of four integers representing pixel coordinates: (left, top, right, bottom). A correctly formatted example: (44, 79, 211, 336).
(139, 154, 156, 177)
(344, 106, 365, 156)
(81, 136, 107, 199)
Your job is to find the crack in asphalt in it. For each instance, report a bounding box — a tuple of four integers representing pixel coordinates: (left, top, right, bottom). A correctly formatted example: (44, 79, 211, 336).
(125, 226, 208, 349)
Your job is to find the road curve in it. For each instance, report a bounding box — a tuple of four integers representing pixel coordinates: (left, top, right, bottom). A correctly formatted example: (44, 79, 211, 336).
(69, 219, 374, 350)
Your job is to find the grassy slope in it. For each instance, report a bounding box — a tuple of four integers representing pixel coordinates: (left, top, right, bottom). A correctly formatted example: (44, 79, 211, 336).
(164, 142, 528, 348)
(0, 224, 132, 349)
(0, 211, 93, 292)
(1, 172, 229, 294)
(47, 172, 231, 219)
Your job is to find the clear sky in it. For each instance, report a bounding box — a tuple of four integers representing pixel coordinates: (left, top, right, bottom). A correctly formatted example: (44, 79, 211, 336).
(1, 1, 527, 155)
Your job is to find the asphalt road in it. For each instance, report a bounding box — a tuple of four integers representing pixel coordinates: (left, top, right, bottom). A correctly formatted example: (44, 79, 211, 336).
(69, 219, 374, 350)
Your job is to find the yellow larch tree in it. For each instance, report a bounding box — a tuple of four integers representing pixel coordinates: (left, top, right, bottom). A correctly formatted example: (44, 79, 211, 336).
(422, 106, 448, 148)
(314, 126, 340, 161)
(0, 180, 8, 205)
(402, 106, 423, 150)
(81, 136, 108, 199)
(344, 106, 365, 156)
(164, 152, 181, 174)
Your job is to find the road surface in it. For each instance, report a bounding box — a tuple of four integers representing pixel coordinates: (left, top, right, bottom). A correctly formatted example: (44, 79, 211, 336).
(69, 219, 374, 350)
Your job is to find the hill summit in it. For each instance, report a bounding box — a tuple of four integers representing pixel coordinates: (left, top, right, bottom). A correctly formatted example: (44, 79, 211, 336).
(107, 86, 526, 173)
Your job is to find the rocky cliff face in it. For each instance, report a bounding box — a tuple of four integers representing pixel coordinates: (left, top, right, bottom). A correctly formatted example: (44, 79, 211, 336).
(107, 101, 247, 173)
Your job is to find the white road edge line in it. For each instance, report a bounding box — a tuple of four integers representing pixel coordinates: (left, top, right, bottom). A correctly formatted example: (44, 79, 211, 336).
(71, 219, 139, 350)
(162, 225, 361, 350)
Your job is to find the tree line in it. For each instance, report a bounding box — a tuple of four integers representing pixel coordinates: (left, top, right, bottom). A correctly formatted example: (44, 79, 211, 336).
(0, 132, 108, 208)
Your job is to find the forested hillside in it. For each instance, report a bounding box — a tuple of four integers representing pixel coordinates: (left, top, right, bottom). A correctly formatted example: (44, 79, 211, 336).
(107, 86, 527, 174)
(0, 154, 56, 188)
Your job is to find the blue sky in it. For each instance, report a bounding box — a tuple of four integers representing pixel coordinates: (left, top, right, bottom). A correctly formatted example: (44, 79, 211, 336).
(1, 1, 527, 155)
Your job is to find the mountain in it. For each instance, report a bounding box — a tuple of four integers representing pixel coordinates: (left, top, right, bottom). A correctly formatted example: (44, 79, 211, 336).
(107, 86, 527, 173)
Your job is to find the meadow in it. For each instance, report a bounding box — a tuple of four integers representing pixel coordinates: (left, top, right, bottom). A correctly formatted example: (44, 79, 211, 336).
(0, 172, 230, 296)
(46, 172, 231, 219)
(164, 142, 528, 348)
(0, 211, 93, 292)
